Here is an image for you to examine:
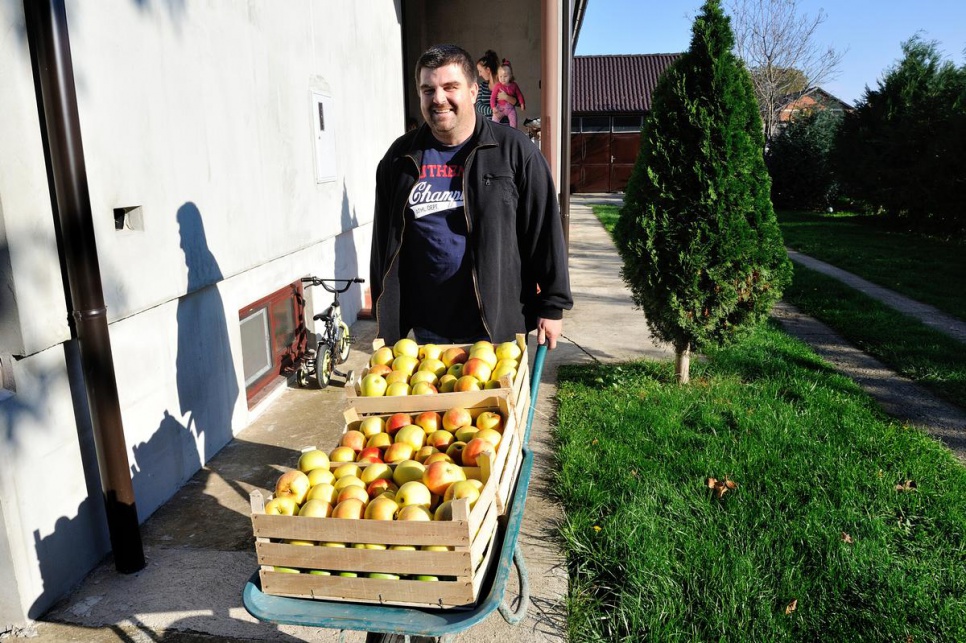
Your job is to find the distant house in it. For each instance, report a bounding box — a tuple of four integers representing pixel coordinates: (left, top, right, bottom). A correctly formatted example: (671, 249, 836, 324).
(571, 53, 680, 193)
(778, 87, 853, 125)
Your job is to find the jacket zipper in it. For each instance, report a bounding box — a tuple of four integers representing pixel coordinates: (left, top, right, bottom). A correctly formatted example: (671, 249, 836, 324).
(464, 146, 493, 340)
(374, 153, 420, 340)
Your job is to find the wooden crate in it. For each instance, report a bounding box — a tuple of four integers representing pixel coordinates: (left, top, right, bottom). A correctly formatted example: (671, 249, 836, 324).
(250, 395, 524, 608)
(345, 334, 530, 428)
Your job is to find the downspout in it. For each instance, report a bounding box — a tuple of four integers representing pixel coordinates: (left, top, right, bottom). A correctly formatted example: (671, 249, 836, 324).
(540, 0, 559, 182)
(23, 0, 145, 573)
(559, 0, 573, 248)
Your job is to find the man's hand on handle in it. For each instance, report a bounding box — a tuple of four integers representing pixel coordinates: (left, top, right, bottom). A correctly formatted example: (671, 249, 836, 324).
(536, 318, 563, 350)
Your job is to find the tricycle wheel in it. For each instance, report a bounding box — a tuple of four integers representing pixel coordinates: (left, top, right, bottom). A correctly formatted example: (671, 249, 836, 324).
(296, 364, 310, 388)
(316, 348, 333, 388)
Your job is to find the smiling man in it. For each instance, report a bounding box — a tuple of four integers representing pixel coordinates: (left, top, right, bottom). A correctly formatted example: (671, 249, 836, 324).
(370, 44, 572, 349)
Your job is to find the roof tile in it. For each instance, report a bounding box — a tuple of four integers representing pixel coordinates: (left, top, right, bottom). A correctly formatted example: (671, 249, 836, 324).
(572, 54, 681, 114)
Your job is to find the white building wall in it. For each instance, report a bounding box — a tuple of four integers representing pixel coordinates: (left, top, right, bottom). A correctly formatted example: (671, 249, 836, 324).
(0, 0, 403, 627)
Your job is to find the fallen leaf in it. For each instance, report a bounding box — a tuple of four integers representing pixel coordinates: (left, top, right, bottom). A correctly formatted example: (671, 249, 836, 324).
(591, 439, 598, 446)
(630, 470, 638, 478)
(706, 476, 739, 498)
(785, 599, 798, 615)
(706, 477, 718, 489)
(592, 525, 601, 533)
(841, 532, 854, 544)
(895, 480, 917, 492)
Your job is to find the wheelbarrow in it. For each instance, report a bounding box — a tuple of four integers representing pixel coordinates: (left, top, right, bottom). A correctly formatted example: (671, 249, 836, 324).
(243, 344, 549, 642)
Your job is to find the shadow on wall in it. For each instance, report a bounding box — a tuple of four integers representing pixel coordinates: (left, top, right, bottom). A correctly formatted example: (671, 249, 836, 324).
(128, 202, 239, 520)
(336, 181, 363, 316)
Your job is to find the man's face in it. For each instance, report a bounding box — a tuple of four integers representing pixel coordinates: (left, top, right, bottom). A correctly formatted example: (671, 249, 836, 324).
(419, 62, 478, 145)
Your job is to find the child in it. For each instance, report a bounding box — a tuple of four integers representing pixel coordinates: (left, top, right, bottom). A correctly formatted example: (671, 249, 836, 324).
(490, 59, 525, 128)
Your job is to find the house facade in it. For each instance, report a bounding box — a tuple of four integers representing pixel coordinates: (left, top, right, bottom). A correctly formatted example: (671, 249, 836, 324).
(778, 87, 852, 125)
(570, 53, 679, 193)
(1, 0, 584, 630)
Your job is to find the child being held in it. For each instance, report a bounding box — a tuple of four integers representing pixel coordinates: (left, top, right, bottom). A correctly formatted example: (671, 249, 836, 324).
(490, 59, 526, 128)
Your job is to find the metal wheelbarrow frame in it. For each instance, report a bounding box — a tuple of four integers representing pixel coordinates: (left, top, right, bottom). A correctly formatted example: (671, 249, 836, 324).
(243, 344, 548, 641)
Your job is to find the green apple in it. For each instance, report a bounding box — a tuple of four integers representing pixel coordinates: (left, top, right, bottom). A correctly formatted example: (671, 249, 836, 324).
(360, 373, 388, 397)
(306, 482, 337, 504)
(306, 468, 335, 487)
(393, 338, 419, 359)
(475, 411, 504, 433)
(298, 449, 330, 473)
(370, 346, 395, 367)
(386, 381, 410, 396)
(392, 459, 426, 486)
(395, 481, 432, 508)
(495, 341, 523, 361)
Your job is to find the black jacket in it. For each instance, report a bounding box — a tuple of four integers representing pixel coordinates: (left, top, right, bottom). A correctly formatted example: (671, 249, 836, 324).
(370, 115, 573, 344)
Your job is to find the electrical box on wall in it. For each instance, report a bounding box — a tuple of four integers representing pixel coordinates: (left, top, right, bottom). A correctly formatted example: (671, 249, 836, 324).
(312, 91, 336, 183)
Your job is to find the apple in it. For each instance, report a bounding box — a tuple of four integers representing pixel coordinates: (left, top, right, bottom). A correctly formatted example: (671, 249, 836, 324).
(333, 463, 361, 480)
(383, 441, 416, 463)
(365, 478, 398, 500)
(423, 452, 455, 466)
(417, 358, 447, 379)
(419, 343, 444, 360)
(426, 429, 455, 450)
(409, 370, 438, 387)
(370, 346, 395, 367)
(438, 374, 458, 392)
(396, 504, 433, 521)
(422, 460, 467, 496)
(475, 411, 504, 433)
(385, 413, 414, 435)
(415, 445, 439, 463)
(306, 468, 335, 487)
(389, 544, 417, 551)
(410, 381, 438, 396)
(454, 375, 482, 392)
(393, 338, 419, 359)
(333, 475, 365, 492)
(454, 426, 479, 443)
(413, 575, 439, 581)
(368, 572, 400, 579)
(337, 484, 371, 506)
(391, 355, 419, 376)
(275, 470, 311, 505)
(329, 446, 356, 464)
(395, 425, 426, 450)
(461, 438, 496, 467)
(360, 373, 388, 397)
(490, 363, 516, 383)
(386, 382, 410, 396)
(462, 358, 492, 383)
(484, 380, 502, 390)
(337, 572, 359, 577)
(446, 363, 464, 379)
(366, 363, 393, 378)
(298, 498, 333, 518)
(359, 416, 386, 438)
(340, 430, 367, 452)
(468, 347, 498, 369)
(441, 347, 468, 368)
(360, 462, 394, 485)
(445, 441, 467, 465)
(331, 498, 365, 519)
(306, 483, 337, 504)
(392, 459, 426, 486)
(443, 479, 482, 507)
(396, 481, 432, 508)
(356, 447, 384, 464)
(433, 500, 456, 521)
(298, 449, 330, 473)
(273, 566, 300, 574)
(308, 570, 331, 576)
(475, 427, 502, 447)
(415, 411, 443, 434)
(366, 432, 392, 450)
(385, 370, 409, 385)
(422, 544, 452, 552)
(470, 340, 494, 353)
(442, 407, 473, 432)
(264, 496, 298, 515)
(496, 340, 523, 361)
(364, 494, 399, 520)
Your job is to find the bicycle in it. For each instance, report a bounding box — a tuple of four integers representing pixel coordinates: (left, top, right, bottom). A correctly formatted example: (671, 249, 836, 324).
(296, 276, 365, 389)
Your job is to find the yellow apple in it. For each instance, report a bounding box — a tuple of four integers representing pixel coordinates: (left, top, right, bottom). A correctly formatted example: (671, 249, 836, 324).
(360, 373, 388, 397)
(298, 498, 333, 518)
(385, 370, 409, 385)
(333, 463, 361, 480)
(446, 363, 464, 379)
(333, 475, 365, 492)
(383, 441, 416, 463)
(306, 483, 337, 504)
(454, 375, 482, 392)
(364, 494, 399, 520)
(496, 341, 523, 361)
(366, 432, 392, 450)
(415, 445, 439, 463)
(396, 504, 433, 521)
(489, 363, 517, 383)
(426, 429, 455, 450)
(417, 358, 447, 379)
(454, 426, 479, 443)
(298, 449, 330, 473)
(359, 416, 386, 438)
(445, 441, 467, 465)
(438, 374, 458, 392)
(306, 468, 335, 487)
(370, 346, 395, 367)
(475, 427, 502, 447)
(391, 355, 419, 376)
(386, 382, 410, 396)
(468, 347, 498, 369)
(265, 496, 298, 515)
(409, 370, 438, 387)
(419, 343, 444, 360)
(340, 430, 367, 452)
(443, 479, 482, 506)
(433, 499, 456, 521)
(410, 381, 438, 395)
(475, 411, 504, 433)
(462, 358, 492, 383)
(360, 462, 394, 485)
(395, 424, 426, 450)
(392, 459, 426, 486)
(331, 498, 365, 519)
(393, 338, 419, 359)
(328, 446, 356, 464)
(396, 481, 432, 508)
(337, 484, 371, 506)
(423, 452, 455, 466)
(275, 470, 311, 505)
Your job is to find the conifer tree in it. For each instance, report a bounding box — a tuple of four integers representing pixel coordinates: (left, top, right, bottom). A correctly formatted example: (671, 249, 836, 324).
(615, 0, 792, 383)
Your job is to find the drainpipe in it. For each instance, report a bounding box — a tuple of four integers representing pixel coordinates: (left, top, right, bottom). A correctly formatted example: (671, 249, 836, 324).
(559, 0, 573, 248)
(23, 0, 145, 573)
(540, 0, 559, 182)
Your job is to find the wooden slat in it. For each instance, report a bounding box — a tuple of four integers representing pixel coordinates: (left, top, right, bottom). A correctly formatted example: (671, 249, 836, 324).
(252, 513, 470, 547)
(259, 570, 477, 608)
(256, 542, 471, 576)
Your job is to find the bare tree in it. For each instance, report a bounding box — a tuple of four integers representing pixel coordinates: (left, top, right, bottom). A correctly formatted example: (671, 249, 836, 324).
(727, 0, 845, 139)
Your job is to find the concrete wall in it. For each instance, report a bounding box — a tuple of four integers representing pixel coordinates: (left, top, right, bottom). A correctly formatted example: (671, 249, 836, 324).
(0, 0, 404, 628)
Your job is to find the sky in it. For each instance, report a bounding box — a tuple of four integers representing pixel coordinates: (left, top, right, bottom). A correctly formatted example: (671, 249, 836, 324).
(575, 0, 966, 106)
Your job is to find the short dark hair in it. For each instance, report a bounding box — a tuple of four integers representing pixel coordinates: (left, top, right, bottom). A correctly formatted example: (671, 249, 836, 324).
(415, 44, 477, 86)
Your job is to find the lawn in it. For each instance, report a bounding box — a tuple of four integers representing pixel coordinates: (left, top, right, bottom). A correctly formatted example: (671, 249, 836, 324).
(553, 323, 966, 642)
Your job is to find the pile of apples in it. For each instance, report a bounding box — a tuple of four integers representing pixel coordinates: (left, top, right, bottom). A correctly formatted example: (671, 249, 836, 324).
(358, 338, 522, 397)
(264, 404, 506, 578)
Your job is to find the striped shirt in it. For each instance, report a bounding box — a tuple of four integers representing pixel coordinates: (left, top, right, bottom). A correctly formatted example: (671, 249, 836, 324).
(476, 83, 493, 117)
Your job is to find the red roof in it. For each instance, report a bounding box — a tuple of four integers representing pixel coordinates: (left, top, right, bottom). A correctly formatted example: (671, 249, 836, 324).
(572, 54, 681, 114)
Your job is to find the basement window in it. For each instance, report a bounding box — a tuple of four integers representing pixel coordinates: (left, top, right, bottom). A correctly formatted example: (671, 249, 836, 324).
(239, 281, 304, 405)
(113, 206, 144, 231)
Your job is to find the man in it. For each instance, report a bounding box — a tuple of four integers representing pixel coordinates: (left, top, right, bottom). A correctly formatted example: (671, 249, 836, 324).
(370, 44, 572, 349)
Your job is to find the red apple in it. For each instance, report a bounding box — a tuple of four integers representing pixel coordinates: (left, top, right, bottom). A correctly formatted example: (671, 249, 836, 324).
(337, 484, 371, 506)
(441, 347, 468, 368)
(415, 411, 442, 434)
(442, 407, 473, 432)
(385, 413, 414, 436)
(355, 447, 384, 464)
(364, 494, 399, 520)
(340, 430, 367, 452)
(461, 438, 496, 467)
(422, 460, 467, 496)
(366, 363, 393, 377)
(462, 357, 492, 383)
(365, 478, 398, 500)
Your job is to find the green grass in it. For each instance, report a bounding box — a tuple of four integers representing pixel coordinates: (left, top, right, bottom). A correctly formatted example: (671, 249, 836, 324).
(777, 210, 966, 322)
(783, 265, 966, 409)
(553, 323, 966, 642)
(593, 204, 621, 233)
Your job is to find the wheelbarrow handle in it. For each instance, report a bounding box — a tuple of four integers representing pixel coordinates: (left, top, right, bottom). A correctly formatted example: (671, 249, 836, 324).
(524, 343, 547, 445)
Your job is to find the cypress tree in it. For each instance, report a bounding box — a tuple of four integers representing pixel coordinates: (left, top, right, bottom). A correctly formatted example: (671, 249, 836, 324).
(615, 0, 792, 383)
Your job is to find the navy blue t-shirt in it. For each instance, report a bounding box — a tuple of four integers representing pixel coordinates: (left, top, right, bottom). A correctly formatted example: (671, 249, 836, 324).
(400, 140, 486, 339)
